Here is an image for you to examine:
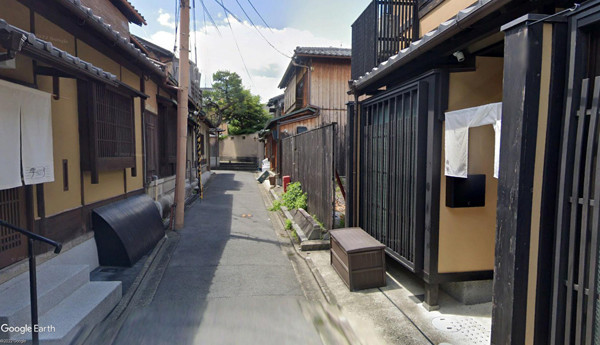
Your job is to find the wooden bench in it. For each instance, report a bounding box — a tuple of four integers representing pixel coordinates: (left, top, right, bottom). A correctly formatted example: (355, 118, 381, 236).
(330, 227, 386, 291)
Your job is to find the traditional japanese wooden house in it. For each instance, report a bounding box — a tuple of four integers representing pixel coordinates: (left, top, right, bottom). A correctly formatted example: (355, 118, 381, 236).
(0, 0, 207, 342)
(264, 47, 352, 177)
(262, 94, 284, 171)
(131, 35, 214, 216)
(347, 0, 600, 343)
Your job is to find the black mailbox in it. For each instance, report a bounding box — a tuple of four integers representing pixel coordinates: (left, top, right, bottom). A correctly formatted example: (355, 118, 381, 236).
(446, 174, 486, 208)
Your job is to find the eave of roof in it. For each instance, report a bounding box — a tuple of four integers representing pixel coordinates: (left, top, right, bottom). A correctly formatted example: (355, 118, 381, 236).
(267, 94, 284, 106)
(54, 0, 165, 78)
(0, 19, 148, 98)
(352, 0, 507, 91)
(0, 19, 116, 83)
(110, 0, 146, 26)
(278, 61, 296, 89)
(295, 46, 352, 57)
(278, 46, 352, 89)
(264, 106, 319, 129)
(132, 35, 174, 58)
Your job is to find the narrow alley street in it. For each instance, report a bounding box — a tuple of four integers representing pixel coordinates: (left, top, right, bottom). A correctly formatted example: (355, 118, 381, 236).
(107, 171, 324, 345)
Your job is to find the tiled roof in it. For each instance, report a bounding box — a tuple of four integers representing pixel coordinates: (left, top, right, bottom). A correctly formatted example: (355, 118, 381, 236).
(278, 46, 352, 88)
(111, 0, 146, 26)
(264, 106, 319, 130)
(55, 0, 164, 77)
(295, 46, 352, 58)
(353, 0, 497, 90)
(132, 35, 174, 58)
(267, 94, 284, 106)
(0, 19, 118, 84)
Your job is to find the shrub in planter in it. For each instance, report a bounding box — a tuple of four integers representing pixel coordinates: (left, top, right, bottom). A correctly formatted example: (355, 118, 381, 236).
(282, 182, 307, 210)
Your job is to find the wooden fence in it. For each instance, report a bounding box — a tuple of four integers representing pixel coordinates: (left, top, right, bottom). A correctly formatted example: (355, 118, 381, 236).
(281, 124, 336, 230)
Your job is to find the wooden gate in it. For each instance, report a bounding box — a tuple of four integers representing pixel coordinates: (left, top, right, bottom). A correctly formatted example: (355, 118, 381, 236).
(0, 187, 27, 268)
(359, 80, 427, 272)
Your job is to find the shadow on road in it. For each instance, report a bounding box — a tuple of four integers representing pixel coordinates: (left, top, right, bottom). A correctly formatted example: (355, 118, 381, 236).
(111, 173, 239, 344)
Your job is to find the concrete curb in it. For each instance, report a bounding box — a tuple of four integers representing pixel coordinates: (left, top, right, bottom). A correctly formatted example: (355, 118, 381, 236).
(270, 188, 330, 251)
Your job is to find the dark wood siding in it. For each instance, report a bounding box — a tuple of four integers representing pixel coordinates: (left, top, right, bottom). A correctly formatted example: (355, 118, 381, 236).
(281, 124, 336, 230)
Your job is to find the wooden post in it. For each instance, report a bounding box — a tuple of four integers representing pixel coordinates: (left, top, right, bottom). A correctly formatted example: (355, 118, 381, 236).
(491, 15, 544, 345)
(174, 0, 190, 229)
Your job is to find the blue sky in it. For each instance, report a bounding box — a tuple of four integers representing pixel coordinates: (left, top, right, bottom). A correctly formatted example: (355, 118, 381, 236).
(129, 0, 370, 101)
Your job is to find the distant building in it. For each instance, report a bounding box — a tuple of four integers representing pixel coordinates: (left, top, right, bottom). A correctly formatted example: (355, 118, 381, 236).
(262, 47, 351, 177)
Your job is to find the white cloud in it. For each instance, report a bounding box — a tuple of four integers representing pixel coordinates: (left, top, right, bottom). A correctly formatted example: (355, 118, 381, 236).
(157, 9, 176, 29)
(141, 15, 348, 102)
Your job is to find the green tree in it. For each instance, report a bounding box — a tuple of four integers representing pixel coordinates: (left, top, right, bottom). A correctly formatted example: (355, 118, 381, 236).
(203, 71, 270, 135)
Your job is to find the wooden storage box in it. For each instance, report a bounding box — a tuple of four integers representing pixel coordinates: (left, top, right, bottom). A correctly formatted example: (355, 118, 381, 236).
(330, 227, 386, 291)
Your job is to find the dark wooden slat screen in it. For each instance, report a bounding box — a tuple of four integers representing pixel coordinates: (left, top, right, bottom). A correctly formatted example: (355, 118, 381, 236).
(352, 0, 418, 80)
(144, 112, 159, 179)
(359, 82, 426, 271)
(553, 76, 600, 345)
(280, 124, 336, 230)
(0, 188, 27, 268)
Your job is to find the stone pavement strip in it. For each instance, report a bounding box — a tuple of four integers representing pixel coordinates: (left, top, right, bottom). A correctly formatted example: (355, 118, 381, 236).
(96, 171, 326, 345)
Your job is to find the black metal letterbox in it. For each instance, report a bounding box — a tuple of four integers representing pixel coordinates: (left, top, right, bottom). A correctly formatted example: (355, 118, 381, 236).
(446, 174, 486, 208)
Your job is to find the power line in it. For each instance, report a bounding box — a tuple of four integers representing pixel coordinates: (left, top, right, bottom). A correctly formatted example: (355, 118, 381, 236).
(200, 0, 222, 36)
(233, 0, 291, 58)
(173, 0, 180, 54)
(214, 0, 254, 87)
(246, 0, 273, 33)
(212, 0, 243, 22)
(202, 1, 208, 35)
(192, 0, 198, 63)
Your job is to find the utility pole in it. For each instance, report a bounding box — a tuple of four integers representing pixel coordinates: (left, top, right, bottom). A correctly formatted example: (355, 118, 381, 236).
(174, 0, 190, 229)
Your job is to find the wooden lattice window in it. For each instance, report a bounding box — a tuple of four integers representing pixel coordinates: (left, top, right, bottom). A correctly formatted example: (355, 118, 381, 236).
(144, 111, 159, 180)
(0, 188, 27, 269)
(78, 81, 136, 183)
(156, 102, 177, 177)
(94, 85, 135, 158)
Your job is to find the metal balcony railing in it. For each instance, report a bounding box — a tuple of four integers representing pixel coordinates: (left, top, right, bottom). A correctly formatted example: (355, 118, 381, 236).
(351, 0, 419, 80)
(0, 220, 62, 345)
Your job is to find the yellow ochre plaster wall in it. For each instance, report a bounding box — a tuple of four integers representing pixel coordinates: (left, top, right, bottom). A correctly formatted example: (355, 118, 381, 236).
(122, 67, 144, 192)
(524, 23, 553, 345)
(37, 76, 82, 216)
(420, 0, 478, 37)
(438, 56, 503, 273)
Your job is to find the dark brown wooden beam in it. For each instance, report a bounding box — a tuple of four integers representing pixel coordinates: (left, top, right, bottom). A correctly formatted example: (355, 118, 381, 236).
(491, 15, 544, 345)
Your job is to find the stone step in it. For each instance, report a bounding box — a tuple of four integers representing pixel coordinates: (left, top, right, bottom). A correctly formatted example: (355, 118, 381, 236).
(0, 265, 89, 332)
(215, 163, 258, 171)
(11, 281, 122, 345)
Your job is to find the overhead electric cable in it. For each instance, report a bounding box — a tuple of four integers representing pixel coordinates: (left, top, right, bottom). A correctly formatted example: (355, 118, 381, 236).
(200, 0, 222, 36)
(173, 0, 180, 54)
(212, 0, 243, 22)
(192, 0, 198, 63)
(233, 0, 291, 58)
(202, 0, 208, 34)
(246, 0, 273, 33)
(215, 0, 254, 87)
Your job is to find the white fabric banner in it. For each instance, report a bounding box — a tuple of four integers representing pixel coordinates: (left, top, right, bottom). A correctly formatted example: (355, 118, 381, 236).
(0, 79, 54, 189)
(21, 90, 53, 185)
(0, 83, 22, 190)
(444, 102, 502, 179)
